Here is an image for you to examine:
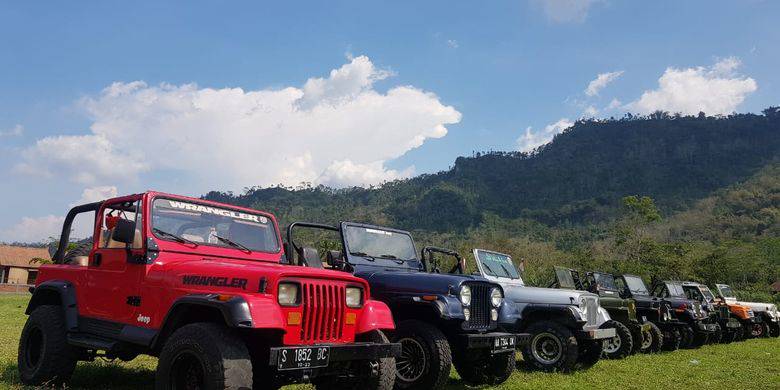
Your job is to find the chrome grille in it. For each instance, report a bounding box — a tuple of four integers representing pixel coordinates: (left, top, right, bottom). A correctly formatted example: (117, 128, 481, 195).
(300, 282, 346, 342)
(464, 283, 491, 330)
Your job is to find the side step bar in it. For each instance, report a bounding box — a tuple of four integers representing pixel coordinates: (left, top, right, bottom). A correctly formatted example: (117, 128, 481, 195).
(67, 333, 117, 351)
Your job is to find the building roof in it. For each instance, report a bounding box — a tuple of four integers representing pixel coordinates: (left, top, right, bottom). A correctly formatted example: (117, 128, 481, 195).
(0, 245, 50, 268)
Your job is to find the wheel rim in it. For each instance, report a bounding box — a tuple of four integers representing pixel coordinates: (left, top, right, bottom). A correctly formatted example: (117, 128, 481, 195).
(641, 328, 653, 349)
(396, 337, 426, 383)
(531, 332, 563, 364)
(171, 351, 205, 390)
(751, 323, 764, 337)
(603, 333, 622, 354)
(24, 326, 44, 369)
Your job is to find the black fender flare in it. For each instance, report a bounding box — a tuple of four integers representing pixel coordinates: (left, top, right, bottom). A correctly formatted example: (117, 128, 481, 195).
(26, 280, 79, 331)
(151, 294, 253, 350)
(513, 304, 581, 332)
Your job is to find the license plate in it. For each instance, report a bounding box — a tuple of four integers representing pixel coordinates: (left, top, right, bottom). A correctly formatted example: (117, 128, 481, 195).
(492, 335, 516, 351)
(277, 346, 330, 371)
(640, 323, 652, 332)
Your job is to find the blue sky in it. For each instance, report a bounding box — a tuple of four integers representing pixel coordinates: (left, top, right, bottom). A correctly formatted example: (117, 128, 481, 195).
(1, 0, 778, 242)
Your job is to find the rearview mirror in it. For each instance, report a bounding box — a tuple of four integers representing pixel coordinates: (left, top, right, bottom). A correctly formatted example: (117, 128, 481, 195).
(111, 219, 136, 244)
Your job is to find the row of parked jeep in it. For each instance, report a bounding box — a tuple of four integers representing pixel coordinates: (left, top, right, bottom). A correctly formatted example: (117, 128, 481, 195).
(18, 191, 780, 390)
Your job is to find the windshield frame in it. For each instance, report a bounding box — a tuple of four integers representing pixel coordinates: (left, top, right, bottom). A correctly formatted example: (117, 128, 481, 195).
(591, 272, 619, 292)
(622, 275, 650, 296)
(150, 196, 281, 254)
(473, 249, 524, 283)
(716, 284, 736, 299)
(340, 222, 422, 270)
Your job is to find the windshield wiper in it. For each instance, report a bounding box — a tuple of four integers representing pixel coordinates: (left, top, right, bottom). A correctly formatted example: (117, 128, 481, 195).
(378, 254, 406, 264)
(499, 263, 515, 279)
(350, 251, 375, 261)
(481, 261, 498, 277)
(213, 234, 252, 253)
(153, 228, 198, 246)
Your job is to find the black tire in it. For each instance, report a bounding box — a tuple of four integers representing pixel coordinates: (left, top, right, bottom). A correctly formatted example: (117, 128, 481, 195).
(640, 322, 664, 353)
(521, 321, 579, 373)
(62, 240, 92, 264)
(660, 327, 681, 351)
(709, 323, 722, 344)
(733, 324, 745, 342)
(768, 322, 780, 338)
(314, 330, 395, 390)
(746, 321, 769, 339)
(601, 320, 633, 359)
(575, 339, 602, 370)
(679, 325, 695, 349)
(453, 350, 514, 385)
(392, 320, 451, 390)
(17, 305, 78, 385)
(720, 329, 735, 344)
(155, 322, 252, 390)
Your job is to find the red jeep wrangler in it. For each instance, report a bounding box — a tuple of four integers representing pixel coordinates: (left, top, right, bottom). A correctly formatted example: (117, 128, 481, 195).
(18, 191, 399, 389)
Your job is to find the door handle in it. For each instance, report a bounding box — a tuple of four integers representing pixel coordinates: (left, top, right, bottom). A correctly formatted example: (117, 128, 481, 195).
(93, 253, 102, 267)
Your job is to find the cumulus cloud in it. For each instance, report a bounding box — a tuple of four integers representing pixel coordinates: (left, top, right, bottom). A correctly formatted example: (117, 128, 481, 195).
(0, 215, 65, 243)
(15, 56, 461, 190)
(517, 118, 574, 152)
(626, 57, 757, 115)
(537, 0, 601, 23)
(0, 124, 23, 137)
(70, 186, 118, 206)
(585, 71, 624, 97)
(447, 39, 459, 49)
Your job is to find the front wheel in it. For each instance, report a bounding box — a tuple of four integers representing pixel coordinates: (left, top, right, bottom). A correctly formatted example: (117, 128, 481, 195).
(661, 327, 681, 351)
(640, 322, 663, 353)
(768, 322, 780, 338)
(453, 351, 514, 385)
(575, 339, 602, 370)
(521, 321, 579, 373)
(314, 330, 395, 390)
(155, 322, 253, 390)
(679, 325, 695, 349)
(392, 320, 451, 390)
(747, 321, 769, 338)
(17, 305, 78, 385)
(709, 323, 722, 344)
(601, 320, 633, 359)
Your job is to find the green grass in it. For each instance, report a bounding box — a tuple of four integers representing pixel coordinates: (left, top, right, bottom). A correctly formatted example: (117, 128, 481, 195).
(0, 294, 778, 389)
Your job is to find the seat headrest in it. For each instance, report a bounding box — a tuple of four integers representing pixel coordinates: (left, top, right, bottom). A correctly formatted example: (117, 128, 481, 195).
(299, 246, 323, 269)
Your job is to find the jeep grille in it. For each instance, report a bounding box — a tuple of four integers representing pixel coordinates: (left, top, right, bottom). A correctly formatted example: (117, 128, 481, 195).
(300, 282, 346, 342)
(464, 283, 492, 330)
(585, 296, 599, 326)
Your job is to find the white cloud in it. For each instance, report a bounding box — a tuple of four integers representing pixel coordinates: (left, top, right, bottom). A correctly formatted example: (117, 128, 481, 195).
(626, 57, 757, 115)
(517, 118, 574, 152)
(607, 98, 622, 110)
(585, 71, 624, 97)
(0, 215, 64, 243)
(538, 0, 601, 23)
(15, 55, 461, 191)
(447, 39, 459, 49)
(0, 124, 23, 137)
(583, 105, 598, 117)
(70, 186, 118, 206)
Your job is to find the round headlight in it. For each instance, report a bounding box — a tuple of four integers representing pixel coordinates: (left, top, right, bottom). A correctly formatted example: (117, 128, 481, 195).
(460, 285, 472, 306)
(278, 283, 299, 306)
(490, 287, 503, 308)
(346, 286, 363, 308)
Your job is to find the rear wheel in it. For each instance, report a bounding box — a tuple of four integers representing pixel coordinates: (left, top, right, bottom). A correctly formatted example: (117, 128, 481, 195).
(392, 320, 451, 390)
(453, 351, 514, 385)
(155, 322, 253, 390)
(747, 321, 769, 338)
(640, 322, 663, 353)
(601, 320, 633, 359)
(17, 305, 78, 385)
(661, 327, 680, 351)
(521, 321, 579, 373)
(314, 330, 395, 390)
(679, 325, 695, 349)
(709, 323, 722, 344)
(768, 322, 780, 338)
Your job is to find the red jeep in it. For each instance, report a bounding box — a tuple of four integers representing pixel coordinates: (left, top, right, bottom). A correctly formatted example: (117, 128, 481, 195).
(18, 191, 399, 389)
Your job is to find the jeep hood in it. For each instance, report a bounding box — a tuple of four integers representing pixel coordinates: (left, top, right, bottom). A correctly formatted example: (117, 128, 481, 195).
(504, 285, 597, 306)
(355, 269, 486, 295)
(727, 299, 777, 313)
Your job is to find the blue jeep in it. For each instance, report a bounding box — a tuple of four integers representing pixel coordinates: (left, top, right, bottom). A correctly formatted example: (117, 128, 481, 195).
(285, 221, 528, 390)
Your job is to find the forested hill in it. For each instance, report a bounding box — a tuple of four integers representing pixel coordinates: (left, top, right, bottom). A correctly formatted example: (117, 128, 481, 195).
(204, 108, 780, 231)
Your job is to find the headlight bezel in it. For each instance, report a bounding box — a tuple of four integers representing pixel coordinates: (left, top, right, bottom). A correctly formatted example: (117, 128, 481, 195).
(345, 286, 364, 308)
(490, 287, 503, 308)
(460, 285, 472, 306)
(579, 297, 589, 315)
(278, 282, 300, 307)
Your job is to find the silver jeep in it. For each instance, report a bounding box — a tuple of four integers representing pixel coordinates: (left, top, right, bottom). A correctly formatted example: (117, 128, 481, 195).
(715, 284, 780, 338)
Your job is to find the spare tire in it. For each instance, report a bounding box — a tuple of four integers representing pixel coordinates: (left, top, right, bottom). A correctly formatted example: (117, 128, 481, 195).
(62, 240, 93, 265)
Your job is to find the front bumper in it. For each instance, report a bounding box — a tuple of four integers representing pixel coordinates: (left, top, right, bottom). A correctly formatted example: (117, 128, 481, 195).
(268, 341, 401, 367)
(579, 327, 616, 340)
(696, 322, 718, 332)
(459, 332, 530, 353)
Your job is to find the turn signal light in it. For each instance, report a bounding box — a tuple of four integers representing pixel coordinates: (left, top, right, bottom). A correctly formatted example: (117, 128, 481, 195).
(345, 313, 357, 325)
(287, 312, 302, 326)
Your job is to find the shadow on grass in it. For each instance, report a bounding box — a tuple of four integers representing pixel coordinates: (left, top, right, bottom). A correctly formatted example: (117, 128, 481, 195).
(1, 361, 154, 389)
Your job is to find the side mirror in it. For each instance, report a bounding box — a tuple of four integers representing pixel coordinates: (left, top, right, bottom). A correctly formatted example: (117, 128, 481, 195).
(326, 250, 343, 266)
(111, 219, 136, 245)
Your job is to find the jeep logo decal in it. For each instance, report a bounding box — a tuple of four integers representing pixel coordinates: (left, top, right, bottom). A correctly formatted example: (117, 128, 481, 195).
(182, 275, 248, 290)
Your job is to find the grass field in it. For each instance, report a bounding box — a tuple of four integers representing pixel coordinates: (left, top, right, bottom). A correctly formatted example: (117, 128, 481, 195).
(1, 294, 778, 389)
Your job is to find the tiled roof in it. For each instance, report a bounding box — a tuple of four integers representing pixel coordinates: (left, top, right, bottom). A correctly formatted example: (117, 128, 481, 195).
(0, 245, 50, 268)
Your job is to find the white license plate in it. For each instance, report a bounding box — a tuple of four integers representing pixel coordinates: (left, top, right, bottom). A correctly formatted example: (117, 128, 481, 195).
(277, 346, 330, 371)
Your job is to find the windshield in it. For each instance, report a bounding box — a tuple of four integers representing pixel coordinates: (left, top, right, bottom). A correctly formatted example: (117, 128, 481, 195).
(666, 282, 686, 298)
(343, 225, 418, 266)
(476, 250, 521, 279)
(554, 267, 576, 288)
(719, 285, 736, 298)
(623, 276, 650, 295)
(151, 198, 279, 252)
(699, 286, 716, 302)
(593, 272, 618, 291)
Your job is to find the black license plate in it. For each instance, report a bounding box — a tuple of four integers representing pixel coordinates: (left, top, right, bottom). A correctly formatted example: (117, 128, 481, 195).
(277, 346, 330, 371)
(492, 336, 516, 351)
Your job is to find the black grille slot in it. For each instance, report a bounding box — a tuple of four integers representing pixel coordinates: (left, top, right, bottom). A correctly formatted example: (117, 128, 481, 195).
(465, 283, 491, 329)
